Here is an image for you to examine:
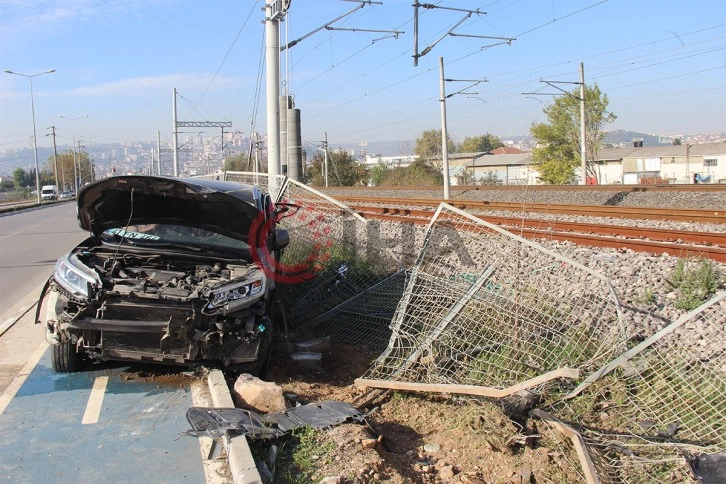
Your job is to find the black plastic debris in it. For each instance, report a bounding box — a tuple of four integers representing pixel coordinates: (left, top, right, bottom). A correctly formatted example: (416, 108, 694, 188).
(184, 401, 369, 440)
(183, 407, 284, 439)
(262, 401, 367, 432)
(689, 450, 726, 484)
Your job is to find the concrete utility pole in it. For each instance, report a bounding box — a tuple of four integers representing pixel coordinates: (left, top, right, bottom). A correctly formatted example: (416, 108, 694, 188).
(266, 1, 282, 188)
(77, 140, 85, 185)
(280, 95, 289, 175)
(413, 2, 420, 66)
(438, 58, 487, 199)
(287, 106, 302, 181)
(47, 126, 60, 191)
(172, 88, 179, 176)
(255, 133, 261, 176)
(157, 130, 162, 175)
(579, 62, 587, 185)
(324, 132, 329, 187)
(439, 57, 451, 200)
(59, 115, 88, 194)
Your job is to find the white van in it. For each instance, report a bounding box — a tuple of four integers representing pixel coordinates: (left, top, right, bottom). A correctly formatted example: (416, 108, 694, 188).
(41, 185, 58, 201)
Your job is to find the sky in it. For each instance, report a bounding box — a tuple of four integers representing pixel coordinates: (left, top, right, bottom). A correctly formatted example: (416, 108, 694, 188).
(1, 0, 724, 154)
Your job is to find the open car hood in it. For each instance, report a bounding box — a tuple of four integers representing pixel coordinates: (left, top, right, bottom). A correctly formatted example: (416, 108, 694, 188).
(77, 176, 266, 241)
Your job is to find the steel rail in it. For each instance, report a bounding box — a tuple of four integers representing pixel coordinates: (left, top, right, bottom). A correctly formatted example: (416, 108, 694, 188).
(324, 184, 726, 193)
(336, 196, 726, 223)
(351, 209, 726, 263)
(350, 205, 726, 247)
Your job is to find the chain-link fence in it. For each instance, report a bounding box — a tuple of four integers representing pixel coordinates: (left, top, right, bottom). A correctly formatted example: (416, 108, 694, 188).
(546, 291, 726, 482)
(357, 203, 626, 398)
(218, 172, 408, 351)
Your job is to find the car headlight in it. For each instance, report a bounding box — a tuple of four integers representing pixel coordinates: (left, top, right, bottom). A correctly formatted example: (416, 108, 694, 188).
(207, 274, 266, 311)
(54, 253, 101, 300)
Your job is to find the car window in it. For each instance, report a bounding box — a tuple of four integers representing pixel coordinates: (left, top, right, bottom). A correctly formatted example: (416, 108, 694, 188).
(103, 224, 249, 251)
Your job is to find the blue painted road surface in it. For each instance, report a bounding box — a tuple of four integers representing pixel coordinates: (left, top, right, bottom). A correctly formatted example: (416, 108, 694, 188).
(0, 350, 206, 483)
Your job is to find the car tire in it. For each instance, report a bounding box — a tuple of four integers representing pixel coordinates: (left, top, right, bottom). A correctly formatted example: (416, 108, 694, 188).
(51, 341, 84, 372)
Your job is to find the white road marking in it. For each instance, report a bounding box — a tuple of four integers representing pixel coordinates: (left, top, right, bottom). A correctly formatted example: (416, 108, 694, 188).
(81, 376, 109, 424)
(0, 340, 48, 414)
(0, 304, 35, 337)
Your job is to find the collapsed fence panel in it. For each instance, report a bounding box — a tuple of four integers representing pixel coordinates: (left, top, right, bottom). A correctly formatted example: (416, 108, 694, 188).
(547, 291, 725, 483)
(359, 203, 626, 396)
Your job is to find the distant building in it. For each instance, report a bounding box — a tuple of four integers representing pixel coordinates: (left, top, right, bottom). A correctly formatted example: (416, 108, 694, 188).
(362, 154, 416, 168)
(488, 146, 526, 155)
(593, 141, 726, 184)
(463, 152, 535, 185)
(453, 141, 726, 185)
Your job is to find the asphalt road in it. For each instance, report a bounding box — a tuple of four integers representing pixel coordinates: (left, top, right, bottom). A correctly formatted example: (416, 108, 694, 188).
(0, 203, 229, 483)
(0, 201, 87, 320)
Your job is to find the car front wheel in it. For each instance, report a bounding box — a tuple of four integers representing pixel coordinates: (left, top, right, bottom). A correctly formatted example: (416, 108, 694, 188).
(51, 341, 84, 372)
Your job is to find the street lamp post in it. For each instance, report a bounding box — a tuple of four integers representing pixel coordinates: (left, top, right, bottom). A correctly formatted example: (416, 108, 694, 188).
(58, 115, 88, 194)
(4, 69, 55, 203)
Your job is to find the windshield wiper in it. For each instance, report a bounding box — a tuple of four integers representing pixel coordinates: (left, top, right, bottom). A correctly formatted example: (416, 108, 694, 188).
(132, 241, 203, 252)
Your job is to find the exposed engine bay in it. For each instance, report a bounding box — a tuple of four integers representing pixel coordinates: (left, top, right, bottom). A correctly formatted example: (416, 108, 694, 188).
(45, 248, 272, 371)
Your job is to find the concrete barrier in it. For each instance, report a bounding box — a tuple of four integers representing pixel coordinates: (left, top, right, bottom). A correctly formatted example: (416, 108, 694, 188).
(207, 369, 263, 484)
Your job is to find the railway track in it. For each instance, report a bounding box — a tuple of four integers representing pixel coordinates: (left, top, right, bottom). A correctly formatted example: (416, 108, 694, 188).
(343, 202, 726, 263)
(336, 196, 726, 223)
(325, 183, 726, 193)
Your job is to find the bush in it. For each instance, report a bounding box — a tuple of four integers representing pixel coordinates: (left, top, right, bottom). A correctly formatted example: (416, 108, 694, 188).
(668, 258, 721, 310)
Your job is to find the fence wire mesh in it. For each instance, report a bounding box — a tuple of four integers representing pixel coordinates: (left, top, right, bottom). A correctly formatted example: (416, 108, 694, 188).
(547, 291, 726, 483)
(584, 437, 701, 484)
(220, 172, 406, 350)
(360, 203, 626, 396)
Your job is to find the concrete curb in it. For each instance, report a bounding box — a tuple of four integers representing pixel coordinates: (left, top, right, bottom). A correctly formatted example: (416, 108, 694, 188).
(207, 369, 263, 484)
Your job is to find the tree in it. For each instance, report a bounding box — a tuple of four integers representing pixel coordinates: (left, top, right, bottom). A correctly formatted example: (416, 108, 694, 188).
(378, 159, 443, 186)
(455, 169, 478, 186)
(0, 179, 14, 191)
(673, 138, 682, 146)
(45, 150, 92, 190)
(414, 129, 455, 170)
(223, 153, 248, 171)
(369, 161, 388, 187)
(530, 83, 616, 184)
(13, 167, 33, 189)
(307, 149, 368, 187)
(458, 133, 504, 153)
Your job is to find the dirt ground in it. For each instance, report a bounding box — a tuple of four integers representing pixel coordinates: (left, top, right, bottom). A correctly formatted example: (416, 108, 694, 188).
(256, 341, 586, 483)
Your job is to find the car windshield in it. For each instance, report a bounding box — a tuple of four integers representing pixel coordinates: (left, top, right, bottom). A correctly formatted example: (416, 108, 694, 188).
(102, 224, 249, 253)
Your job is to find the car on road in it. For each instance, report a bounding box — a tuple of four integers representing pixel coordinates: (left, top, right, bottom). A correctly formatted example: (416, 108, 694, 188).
(41, 185, 58, 201)
(40, 175, 289, 375)
(59, 190, 73, 200)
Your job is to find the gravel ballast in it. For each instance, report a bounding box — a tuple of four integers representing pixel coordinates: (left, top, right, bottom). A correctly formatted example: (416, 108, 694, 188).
(320, 186, 726, 337)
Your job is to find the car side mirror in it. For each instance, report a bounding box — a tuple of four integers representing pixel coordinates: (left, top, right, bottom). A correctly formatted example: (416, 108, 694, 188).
(271, 228, 290, 251)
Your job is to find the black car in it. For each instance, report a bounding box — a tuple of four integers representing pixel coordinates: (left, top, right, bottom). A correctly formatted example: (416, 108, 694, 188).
(40, 175, 289, 375)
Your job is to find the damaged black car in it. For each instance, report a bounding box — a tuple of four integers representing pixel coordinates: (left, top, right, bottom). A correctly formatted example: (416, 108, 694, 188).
(39, 175, 289, 375)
